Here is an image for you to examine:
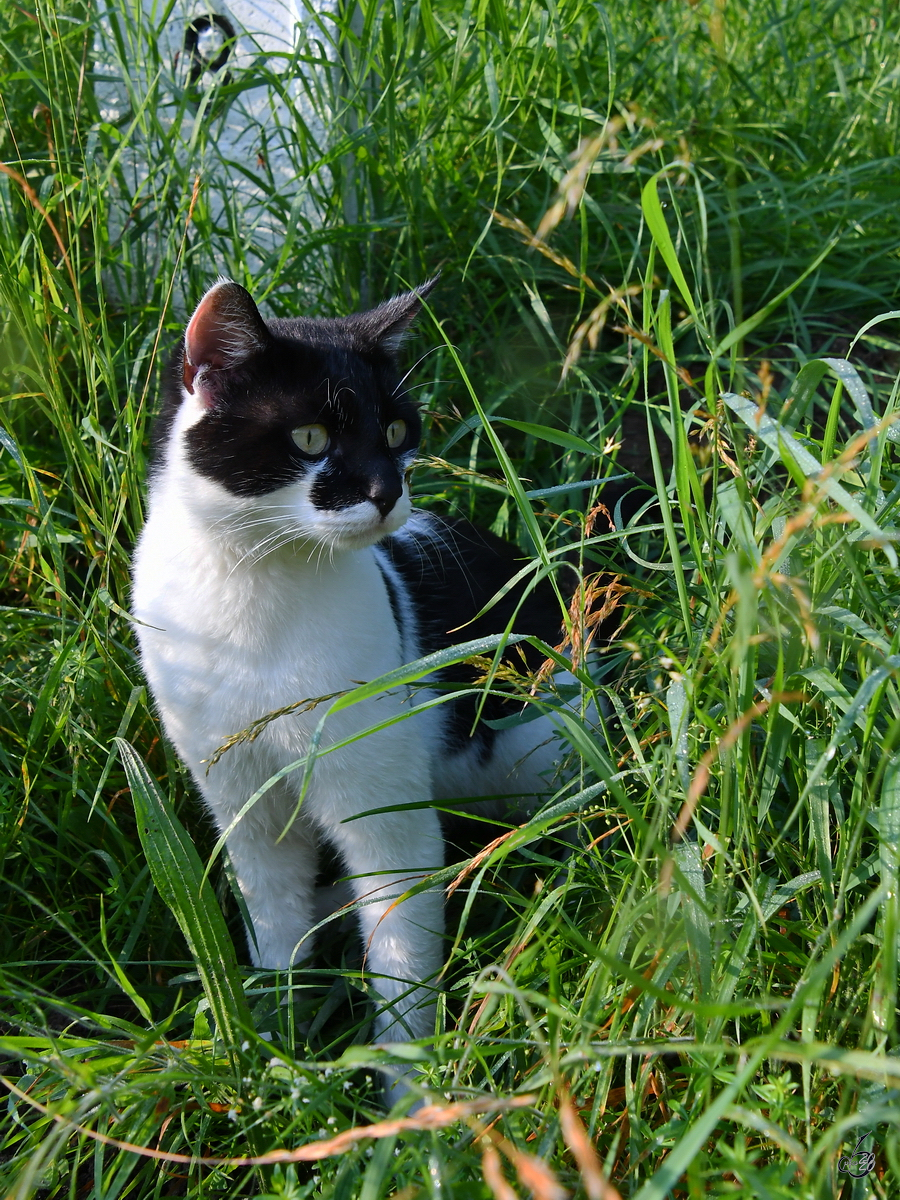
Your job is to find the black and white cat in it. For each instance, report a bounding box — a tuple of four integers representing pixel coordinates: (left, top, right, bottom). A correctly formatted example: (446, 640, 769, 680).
(131, 278, 566, 1050)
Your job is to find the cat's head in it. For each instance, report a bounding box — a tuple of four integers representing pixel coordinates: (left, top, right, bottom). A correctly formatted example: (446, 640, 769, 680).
(156, 277, 437, 552)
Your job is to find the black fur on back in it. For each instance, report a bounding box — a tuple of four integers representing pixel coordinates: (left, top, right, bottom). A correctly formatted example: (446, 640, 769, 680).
(381, 516, 565, 760)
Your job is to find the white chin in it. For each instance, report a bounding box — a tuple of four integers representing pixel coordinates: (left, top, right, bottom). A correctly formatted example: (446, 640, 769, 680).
(313, 500, 411, 550)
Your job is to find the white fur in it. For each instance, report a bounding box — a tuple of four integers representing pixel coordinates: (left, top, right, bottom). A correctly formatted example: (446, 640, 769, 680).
(132, 387, 561, 1046)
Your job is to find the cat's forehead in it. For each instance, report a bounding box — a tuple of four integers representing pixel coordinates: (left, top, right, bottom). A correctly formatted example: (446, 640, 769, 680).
(266, 314, 384, 354)
(252, 332, 397, 421)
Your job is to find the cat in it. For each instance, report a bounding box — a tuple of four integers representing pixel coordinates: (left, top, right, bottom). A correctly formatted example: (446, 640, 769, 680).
(131, 277, 568, 1064)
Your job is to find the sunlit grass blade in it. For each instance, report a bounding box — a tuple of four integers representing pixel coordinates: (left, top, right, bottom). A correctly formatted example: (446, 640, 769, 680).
(115, 737, 253, 1067)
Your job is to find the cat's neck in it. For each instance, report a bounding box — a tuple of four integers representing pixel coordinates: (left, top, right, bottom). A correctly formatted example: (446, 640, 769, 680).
(149, 479, 367, 578)
(151, 440, 329, 568)
(136, 478, 385, 661)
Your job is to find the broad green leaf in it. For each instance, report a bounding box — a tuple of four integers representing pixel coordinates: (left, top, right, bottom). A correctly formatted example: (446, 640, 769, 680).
(667, 675, 690, 791)
(805, 739, 835, 912)
(116, 738, 252, 1066)
(821, 358, 876, 431)
(876, 755, 900, 1035)
(675, 841, 712, 1001)
(0, 424, 25, 471)
(493, 418, 600, 456)
(816, 605, 892, 657)
(779, 359, 829, 432)
(800, 667, 867, 733)
(640, 170, 702, 332)
(757, 713, 794, 823)
(717, 477, 760, 563)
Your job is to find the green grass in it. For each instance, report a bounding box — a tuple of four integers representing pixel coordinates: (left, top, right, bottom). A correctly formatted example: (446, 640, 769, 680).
(3, 0, 900, 1195)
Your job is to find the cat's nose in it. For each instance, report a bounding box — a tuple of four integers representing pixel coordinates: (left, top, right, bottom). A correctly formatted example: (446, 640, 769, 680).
(367, 474, 403, 518)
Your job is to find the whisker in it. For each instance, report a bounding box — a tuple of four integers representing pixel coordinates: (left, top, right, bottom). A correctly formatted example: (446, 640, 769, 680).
(391, 345, 446, 397)
(227, 532, 283, 577)
(402, 379, 452, 397)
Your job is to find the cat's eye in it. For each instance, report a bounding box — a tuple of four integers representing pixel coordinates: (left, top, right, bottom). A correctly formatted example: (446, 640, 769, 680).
(385, 419, 407, 449)
(291, 424, 330, 456)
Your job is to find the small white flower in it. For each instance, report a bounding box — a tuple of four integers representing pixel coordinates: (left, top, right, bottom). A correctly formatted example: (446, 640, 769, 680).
(252, 1096, 264, 1111)
(327, 1116, 336, 1125)
(227, 1108, 238, 1122)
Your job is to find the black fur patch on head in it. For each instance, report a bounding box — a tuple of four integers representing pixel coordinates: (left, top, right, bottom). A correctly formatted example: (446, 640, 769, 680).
(182, 337, 420, 501)
(152, 281, 434, 501)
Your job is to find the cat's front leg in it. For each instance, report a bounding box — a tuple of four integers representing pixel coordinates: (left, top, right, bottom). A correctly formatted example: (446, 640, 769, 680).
(226, 816, 321, 969)
(325, 801, 445, 1043)
(199, 769, 321, 969)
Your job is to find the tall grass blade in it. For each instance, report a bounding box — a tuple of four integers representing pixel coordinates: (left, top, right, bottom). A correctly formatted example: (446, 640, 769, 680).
(722, 391, 898, 565)
(640, 170, 704, 336)
(115, 737, 253, 1065)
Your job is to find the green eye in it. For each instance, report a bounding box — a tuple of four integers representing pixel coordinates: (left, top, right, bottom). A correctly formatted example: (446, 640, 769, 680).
(291, 424, 330, 455)
(386, 419, 407, 449)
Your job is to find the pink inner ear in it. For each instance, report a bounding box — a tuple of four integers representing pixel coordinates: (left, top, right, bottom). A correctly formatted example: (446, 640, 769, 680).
(182, 351, 199, 396)
(184, 291, 228, 375)
(181, 280, 270, 400)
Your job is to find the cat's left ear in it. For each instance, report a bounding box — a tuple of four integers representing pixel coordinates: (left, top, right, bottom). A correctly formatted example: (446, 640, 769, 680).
(183, 279, 271, 397)
(355, 275, 440, 356)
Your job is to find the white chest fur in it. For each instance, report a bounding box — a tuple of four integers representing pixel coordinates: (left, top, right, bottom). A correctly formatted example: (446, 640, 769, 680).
(133, 497, 403, 768)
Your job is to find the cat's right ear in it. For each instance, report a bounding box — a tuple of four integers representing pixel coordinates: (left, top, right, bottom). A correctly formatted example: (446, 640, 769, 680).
(182, 280, 270, 400)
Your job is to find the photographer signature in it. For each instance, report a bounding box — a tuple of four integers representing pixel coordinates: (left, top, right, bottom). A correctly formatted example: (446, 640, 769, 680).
(838, 1134, 876, 1178)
